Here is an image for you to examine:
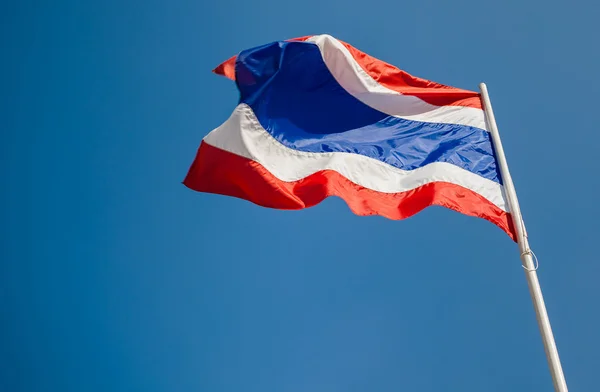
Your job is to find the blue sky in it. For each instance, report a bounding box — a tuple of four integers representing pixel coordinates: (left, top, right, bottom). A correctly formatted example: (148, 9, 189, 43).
(2, 1, 599, 391)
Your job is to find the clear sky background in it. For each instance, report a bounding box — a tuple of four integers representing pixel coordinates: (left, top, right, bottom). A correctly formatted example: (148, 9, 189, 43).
(3, 1, 599, 391)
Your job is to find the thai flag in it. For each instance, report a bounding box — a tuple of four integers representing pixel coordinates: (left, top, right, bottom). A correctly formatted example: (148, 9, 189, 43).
(184, 34, 515, 240)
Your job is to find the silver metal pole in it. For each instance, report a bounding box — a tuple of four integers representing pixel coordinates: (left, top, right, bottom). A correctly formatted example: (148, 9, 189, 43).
(479, 83, 568, 391)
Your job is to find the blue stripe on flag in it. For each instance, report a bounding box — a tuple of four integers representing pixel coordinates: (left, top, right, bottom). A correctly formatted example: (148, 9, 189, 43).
(235, 41, 501, 184)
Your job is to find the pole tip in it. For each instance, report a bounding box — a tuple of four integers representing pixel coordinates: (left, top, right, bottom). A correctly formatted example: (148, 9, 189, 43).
(479, 82, 487, 91)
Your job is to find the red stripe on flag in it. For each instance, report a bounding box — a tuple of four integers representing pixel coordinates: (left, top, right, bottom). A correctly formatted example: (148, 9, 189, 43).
(336, 40, 482, 109)
(184, 142, 516, 241)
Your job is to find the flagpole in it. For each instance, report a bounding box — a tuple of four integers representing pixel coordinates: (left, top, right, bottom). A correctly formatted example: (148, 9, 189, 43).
(479, 83, 568, 392)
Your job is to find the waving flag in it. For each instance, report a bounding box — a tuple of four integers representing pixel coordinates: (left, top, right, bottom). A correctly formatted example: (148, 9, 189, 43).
(184, 34, 515, 240)
(185, 34, 573, 387)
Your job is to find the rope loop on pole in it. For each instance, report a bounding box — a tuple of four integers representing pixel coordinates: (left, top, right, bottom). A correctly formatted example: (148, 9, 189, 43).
(521, 249, 539, 272)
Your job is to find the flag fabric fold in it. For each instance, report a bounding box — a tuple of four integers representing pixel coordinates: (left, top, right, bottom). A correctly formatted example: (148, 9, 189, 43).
(184, 34, 516, 240)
